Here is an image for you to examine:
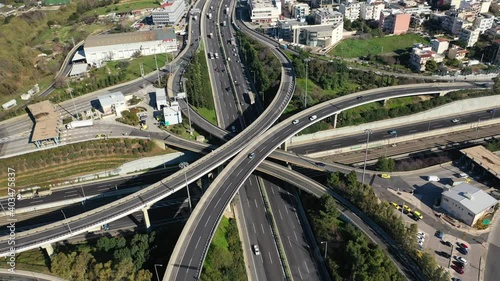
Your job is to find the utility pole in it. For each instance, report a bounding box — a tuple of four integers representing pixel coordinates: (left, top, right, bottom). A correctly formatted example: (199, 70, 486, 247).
(362, 129, 373, 184)
(140, 63, 144, 77)
(154, 53, 160, 86)
(321, 241, 328, 260)
(67, 81, 79, 120)
(61, 210, 72, 234)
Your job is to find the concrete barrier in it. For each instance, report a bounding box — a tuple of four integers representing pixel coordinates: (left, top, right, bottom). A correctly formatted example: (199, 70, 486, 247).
(306, 118, 500, 158)
(288, 95, 500, 147)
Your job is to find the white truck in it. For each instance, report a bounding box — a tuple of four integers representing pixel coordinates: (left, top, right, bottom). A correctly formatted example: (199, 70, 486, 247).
(209, 32, 213, 38)
(66, 119, 93, 129)
(225, 7, 230, 14)
(426, 176, 440, 182)
(193, 15, 198, 21)
(208, 12, 212, 19)
(214, 53, 219, 59)
(246, 92, 255, 105)
(16, 188, 52, 200)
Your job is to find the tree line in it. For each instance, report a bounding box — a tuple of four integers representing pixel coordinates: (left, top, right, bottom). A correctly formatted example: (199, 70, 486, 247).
(236, 31, 281, 106)
(327, 171, 451, 281)
(184, 49, 214, 110)
(303, 194, 405, 281)
(50, 233, 155, 281)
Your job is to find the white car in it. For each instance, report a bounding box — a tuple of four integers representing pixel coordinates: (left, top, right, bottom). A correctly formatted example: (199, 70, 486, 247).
(252, 244, 260, 255)
(309, 115, 317, 121)
(456, 256, 467, 265)
(417, 231, 425, 237)
(417, 240, 424, 247)
(292, 119, 299, 125)
(452, 118, 460, 123)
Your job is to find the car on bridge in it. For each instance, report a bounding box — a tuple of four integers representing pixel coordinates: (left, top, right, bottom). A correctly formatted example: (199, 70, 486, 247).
(452, 118, 460, 123)
(309, 115, 317, 121)
(292, 119, 299, 124)
(380, 173, 391, 179)
(248, 153, 255, 159)
(388, 130, 397, 135)
(252, 244, 260, 255)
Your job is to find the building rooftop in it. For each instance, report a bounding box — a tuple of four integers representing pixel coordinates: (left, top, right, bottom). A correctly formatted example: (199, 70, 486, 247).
(301, 22, 343, 32)
(155, 88, 166, 100)
(70, 63, 88, 76)
(250, 0, 276, 9)
(98, 91, 125, 108)
(460, 146, 500, 178)
(27, 101, 60, 142)
(163, 105, 181, 114)
(442, 183, 498, 215)
(85, 29, 176, 48)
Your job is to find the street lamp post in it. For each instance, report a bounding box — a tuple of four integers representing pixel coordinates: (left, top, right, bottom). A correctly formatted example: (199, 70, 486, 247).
(304, 58, 311, 109)
(61, 210, 72, 234)
(362, 129, 373, 184)
(154, 264, 163, 281)
(179, 162, 192, 213)
(321, 241, 328, 260)
(475, 118, 484, 139)
(181, 78, 193, 136)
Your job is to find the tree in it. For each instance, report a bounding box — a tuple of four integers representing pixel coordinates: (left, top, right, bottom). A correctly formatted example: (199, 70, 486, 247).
(492, 74, 500, 94)
(425, 60, 438, 73)
(375, 156, 395, 172)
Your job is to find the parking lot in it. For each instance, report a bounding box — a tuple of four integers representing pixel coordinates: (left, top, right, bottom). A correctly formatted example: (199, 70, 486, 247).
(372, 163, 491, 281)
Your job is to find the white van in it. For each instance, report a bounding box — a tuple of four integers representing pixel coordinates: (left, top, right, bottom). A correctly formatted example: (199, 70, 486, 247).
(427, 176, 440, 182)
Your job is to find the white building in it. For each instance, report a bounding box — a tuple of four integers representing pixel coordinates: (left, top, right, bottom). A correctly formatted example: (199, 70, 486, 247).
(339, 1, 361, 21)
(84, 29, 177, 67)
(312, 8, 343, 25)
(480, 0, 492, 13)
(474, 14, 494, 34)
(2, 99, 17, 110)
(291, 3, 310, 20)
(250, 0, 281, 24)
(441, 183, 497, 226)
(294, 22, 344, 48)
(155, 88, 168, 110)
(163, 101, 182, 126)
(152, 0, 187, 25)
(360, 2, 385, 21)
(410, 43, 444, 71)
(430, 38, 449, 54)
(460, 28, 480, 47)
(98, 91, 127, 117)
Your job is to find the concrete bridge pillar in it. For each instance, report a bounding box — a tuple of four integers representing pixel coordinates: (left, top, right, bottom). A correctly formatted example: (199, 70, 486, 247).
(439, 91, 447, 97)
(41, 243, 54, 257)
(142, 207, 151, 231)
(281, 140, 288, 151)
(332, 114, 338, 129)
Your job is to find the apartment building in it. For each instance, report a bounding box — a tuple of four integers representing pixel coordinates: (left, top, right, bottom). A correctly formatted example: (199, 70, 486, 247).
(312, 7, 343, 25)
(410, 43, 444, 71)
(339, 1, 361, 21)
(430, 38, 449, 54)
(291, 3, 310, 20)
(360, 2, 385, 21)
(447, 44, 469, 60)
(380, 10, 411, 35)
(152, 0, 187, 25)
(250, 0, 282, 23)
(459, 27, 480, 47)
(294, 21, 344, 47)
(473, 14, 494, 34)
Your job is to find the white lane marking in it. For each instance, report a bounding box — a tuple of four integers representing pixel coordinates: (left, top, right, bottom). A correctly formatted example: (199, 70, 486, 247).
(261, 223, 265, 234)
(97, 188, 108, 191)
(298, 266, 303, 280)
(195, 236, 201, 249)
(288, 236, 292, 247)
(186, 258, 193, 273)
(247, 199, 250, 208)
(271, 186, 275, 195)
(30, 200, 43, 204)
(252, 223, 256, 233)
(304, 261, 310, 273)
(409, 129, 418, 133)
(64, 194, 78, 198)
(285, 206, 289, 214)
(254, 199, 258, 209)
(204, 215, 212, 227)
(294, 230, 298, 241)
(268, 252, 273, 264)
(434, 124, 443, 128)
(65, 190, 77, 193)
(278, 209, 283, 220)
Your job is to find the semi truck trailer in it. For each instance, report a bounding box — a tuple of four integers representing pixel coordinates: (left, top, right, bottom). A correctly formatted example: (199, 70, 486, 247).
(66, 119, 93, 129)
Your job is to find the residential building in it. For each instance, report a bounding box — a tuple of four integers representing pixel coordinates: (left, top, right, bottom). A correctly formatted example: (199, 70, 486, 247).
(276, 19, 307, 41)
(459, 27, 480, 47)
(151, 0, 186, 25)
(380, 10, 411, 35)
(293, 22, 344, 47)
(447, 44, 469, 60)
(98, 91, 127, 117)
(473, 14, 494, 34)
(360, 2, 385, 21)
(250, 0, 282, 23)
(312, 8, 343, 25)
(484, 40, 500, 65)
(69, 63, 88, 78)
(291, 3, 310, 20)
(447, 0, 461, 9)
(410, 43, 444, 71)
(460, 0, 481, 13)
(430, 38, 449, 54)
(480, 0, 492, 13)
(163, 101, 182, 126)
(441, 183, 497, 226)
(155, 88, 168, 110)
(399, 4, 432, 15)
(339, 1, 361, 21)
(2, 99, 16, 110)
(311, 0, 338, 8)
(84, 29, 177, 67)
(441, 15, 473, 35)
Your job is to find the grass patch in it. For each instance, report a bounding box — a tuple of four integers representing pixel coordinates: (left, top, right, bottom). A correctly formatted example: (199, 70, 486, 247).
(84, 0, 159, 16)
(0, 139, 177, 193)
(194, 106, 218, 126)
(0, 249, 50, 273)
(330, 34, 429, 58)
(105, 53, 172, 81)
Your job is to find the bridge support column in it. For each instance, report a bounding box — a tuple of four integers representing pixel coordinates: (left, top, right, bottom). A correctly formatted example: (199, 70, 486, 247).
(142, 207, 151, 231)
(332, 114, 338, 128)
(41, 243, 54, 257)
(439, 91, 447, 97)
(281, 140, 288, 151)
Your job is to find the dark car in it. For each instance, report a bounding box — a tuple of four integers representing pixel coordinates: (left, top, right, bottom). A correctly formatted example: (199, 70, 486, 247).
(436, 230, 444, 239)
(388, 130, 397, 135)
(437, 251, 451, 258)
(451, 265, 464, 274)
(356, 96, 363, 100)
(315, 162, 326, 167)
(457, 247, 469, 255)
(453, 261, 465, 269)
(459, 242, 469, 249)
(444, 241, 453, 247)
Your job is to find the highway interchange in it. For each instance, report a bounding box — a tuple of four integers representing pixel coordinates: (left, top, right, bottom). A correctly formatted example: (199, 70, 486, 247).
(0, 0, 498, 281)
